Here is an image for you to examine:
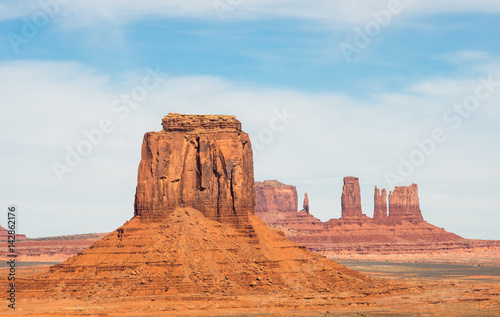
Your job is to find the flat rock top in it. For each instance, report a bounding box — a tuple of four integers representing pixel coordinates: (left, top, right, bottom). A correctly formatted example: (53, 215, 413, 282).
(162, 113, 241, 133)
(256, 180, 288, 187)
(344, 176, 359, 183)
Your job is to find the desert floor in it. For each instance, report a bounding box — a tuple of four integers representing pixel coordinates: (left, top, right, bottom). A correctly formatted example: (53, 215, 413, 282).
(1, 251, 499, 316)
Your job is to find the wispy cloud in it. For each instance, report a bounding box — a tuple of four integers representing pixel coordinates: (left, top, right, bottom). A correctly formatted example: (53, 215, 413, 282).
(438, 50, 495, 64)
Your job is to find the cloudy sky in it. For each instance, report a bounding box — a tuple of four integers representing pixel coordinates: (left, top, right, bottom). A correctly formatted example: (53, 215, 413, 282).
(1, 0, 499, 239)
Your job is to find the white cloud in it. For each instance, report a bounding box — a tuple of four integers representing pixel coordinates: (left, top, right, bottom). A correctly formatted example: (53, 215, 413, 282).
(1, 59, 499, 239)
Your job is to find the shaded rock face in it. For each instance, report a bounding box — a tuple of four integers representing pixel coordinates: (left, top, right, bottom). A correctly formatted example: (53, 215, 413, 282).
(255, 180, 298, 213)
(373, 186, 388, 224)
(341, 177, 363, 218)
(388, 184, 424, 225)
(303, 192, 310, 214)
(134, 113, 255, 227)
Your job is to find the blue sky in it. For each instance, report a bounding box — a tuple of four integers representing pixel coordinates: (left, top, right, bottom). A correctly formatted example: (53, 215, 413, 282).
(1, 1, 499, 239)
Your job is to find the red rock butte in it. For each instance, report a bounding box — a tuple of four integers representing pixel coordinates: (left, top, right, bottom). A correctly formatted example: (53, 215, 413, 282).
(134, 113, 254, 227)
(341, 176, 363, 217)
(388, 184, 424, 225)
(19, 114, 381, 299)
(338, 176, 371, 224)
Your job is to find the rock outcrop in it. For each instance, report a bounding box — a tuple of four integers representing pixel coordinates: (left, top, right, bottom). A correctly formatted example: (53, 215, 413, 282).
(255, 180, 297, 213)
(388, 184, 424, 225)
(22, 114, 377, 299)
(341, 177, 363, 218)
(373, 186, 388, 224)
(134, 113, 255, 227)
(303, 192, 310, 214)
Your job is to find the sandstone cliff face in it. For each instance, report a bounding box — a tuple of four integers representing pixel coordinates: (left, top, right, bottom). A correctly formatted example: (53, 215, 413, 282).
(255, 180, 298, 213)
(388, 184, 424, 225)
(134, 113, 255, 227)
(373, 186, 388, 224)
(341, 177, 363, 218)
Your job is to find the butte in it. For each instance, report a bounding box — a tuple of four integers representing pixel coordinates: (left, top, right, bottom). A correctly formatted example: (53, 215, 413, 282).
(21, 113, 381, 299)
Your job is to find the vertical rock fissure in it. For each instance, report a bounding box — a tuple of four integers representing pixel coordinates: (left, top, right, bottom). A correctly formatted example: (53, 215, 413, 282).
(195, 137, 205, 191)
(216, 173, 221, 222)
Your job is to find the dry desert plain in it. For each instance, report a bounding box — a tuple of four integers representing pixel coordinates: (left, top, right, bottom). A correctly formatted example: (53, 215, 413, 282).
(1, 249, 499, 316)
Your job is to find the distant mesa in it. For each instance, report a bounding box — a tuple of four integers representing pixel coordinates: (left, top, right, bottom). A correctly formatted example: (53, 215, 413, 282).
(20, 114, 377, 298)
(0, 225, 28, 240)
(255, 180, 298, 213)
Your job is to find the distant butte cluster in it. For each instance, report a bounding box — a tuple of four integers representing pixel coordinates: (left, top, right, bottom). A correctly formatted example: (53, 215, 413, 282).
(327, 176, 424, 226)
(254, 177, 473, 255)
(255, 176, 425, 227)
